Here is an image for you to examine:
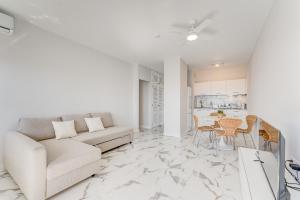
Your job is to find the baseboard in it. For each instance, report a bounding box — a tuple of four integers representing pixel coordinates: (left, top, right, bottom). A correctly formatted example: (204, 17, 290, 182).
(140, 125, 152, 129)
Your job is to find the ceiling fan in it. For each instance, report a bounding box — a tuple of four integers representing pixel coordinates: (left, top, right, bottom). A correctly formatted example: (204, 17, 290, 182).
(171, 17, 213, 41)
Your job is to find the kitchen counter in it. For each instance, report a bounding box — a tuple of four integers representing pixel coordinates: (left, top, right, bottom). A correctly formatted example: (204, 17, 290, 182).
(194, 108, 247, 128)
(194, 109, 248, 124)
(194, 107, 246, 110)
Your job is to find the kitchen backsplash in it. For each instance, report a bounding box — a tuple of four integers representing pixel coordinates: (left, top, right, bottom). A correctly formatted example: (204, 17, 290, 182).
(195, 95, 247, 110)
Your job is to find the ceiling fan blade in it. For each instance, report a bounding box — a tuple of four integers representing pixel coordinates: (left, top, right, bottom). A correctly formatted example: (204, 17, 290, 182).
(168, 30, 186, 35)
(172, 23, 190, 30)
(198, 33, 213, 41)
(194, 18, 212, 33)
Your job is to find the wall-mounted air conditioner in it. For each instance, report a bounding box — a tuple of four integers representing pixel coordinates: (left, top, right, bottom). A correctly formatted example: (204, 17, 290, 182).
(0, 12, 14, 35)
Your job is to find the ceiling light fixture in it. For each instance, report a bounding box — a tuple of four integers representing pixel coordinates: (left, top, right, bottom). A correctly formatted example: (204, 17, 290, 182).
(213, 63, 224, 68)
(186, 32, 198, 41)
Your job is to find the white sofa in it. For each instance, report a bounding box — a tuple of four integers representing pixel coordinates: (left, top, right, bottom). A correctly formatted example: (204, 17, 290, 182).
(4, 112, 133, 200)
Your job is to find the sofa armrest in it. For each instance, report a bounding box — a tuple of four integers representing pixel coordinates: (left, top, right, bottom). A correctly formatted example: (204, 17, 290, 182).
(4, 132, 47, 200)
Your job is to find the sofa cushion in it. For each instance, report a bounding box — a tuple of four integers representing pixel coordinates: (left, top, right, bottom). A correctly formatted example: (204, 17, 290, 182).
(84, 117, 105, 132)
(90, 112, 113, 128)
(72, 126, 133, 146)
(18, 117, 61, 141)
(61, 114, 90, 133)
(40, 139, 101, 180)
(52, 120, 77, 139)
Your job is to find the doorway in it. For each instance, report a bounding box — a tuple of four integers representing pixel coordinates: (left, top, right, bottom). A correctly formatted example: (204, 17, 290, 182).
(139, 80, 151, 130)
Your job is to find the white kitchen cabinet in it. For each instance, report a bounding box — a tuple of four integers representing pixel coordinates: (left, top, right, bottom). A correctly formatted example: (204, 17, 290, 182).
(211, 81, 226, 95)
(194, 82, 211, 95)
(226, 79, 247, 95)
(193, 83, 200, 96)
(194, 79, 247, 96)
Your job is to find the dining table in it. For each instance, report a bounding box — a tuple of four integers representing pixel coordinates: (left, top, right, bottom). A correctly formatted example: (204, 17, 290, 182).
(201, 115, 248, 150)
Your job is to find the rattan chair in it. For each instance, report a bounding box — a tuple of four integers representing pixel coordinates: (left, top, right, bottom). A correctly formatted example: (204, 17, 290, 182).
(236, 115, 257, 146)
(192, 115, 215, 146)
(215, 118, 243, 150)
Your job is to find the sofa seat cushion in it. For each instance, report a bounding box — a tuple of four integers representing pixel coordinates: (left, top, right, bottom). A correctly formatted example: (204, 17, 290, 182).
(72, 126, 133, 146)
(40, 139, 101, 180)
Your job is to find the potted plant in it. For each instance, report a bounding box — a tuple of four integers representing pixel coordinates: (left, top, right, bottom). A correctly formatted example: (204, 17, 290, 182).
(217, 110, 225, 118)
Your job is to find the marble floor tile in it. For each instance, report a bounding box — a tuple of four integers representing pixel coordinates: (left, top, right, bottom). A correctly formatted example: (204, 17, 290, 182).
(0, 128, 253, 200)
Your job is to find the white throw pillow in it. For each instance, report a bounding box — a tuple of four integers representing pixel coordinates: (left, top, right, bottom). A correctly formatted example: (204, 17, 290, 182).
(52, 120, 77, 139)
(84, 117, 105, 132)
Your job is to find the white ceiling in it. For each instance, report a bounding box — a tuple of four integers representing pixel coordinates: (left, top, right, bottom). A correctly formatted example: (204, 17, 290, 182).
(0, 0, 274, 72)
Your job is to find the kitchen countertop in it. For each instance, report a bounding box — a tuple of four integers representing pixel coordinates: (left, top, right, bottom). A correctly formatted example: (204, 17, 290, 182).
(194, 107, 247, 110)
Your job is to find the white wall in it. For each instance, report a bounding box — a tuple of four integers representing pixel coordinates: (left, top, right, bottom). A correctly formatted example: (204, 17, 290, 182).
(131, 64, 140, 132)
(138, 65, 151, 82)
(180, 60, 188, 134)
(0, 19, 135, 169)
(193, 65, 247, 82)
(164, 57, 187, 137)
(164, 57, 181, 137)
(248, 0, 300, 161)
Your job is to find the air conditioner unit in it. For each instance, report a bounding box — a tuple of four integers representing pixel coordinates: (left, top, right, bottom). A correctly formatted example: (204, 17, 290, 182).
(0, 12, 14, 35)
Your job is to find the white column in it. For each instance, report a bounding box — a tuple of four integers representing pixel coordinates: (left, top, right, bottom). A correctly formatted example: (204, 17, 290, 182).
(131, 63, 140, 132)
(164, 57, 187, 137)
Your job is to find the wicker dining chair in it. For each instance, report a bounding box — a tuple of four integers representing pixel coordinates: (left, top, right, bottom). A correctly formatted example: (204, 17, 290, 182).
(192, 115, 215, 146)
(215, 118, 243, 150)
(236, 115, 257, 146)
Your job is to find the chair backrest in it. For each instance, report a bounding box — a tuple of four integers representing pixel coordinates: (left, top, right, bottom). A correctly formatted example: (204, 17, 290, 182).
(193, 115, 199, 130)
(218, 118, 243, 136)
(245, 115, 257, 133)
(261, 120, 279, 143)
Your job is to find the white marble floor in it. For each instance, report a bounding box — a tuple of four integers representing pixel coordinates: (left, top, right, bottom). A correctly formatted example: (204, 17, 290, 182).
(0, 129, 254, 200)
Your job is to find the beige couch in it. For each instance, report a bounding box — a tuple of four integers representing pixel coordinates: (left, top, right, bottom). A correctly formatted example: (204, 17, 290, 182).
(4, 112, 133, 200)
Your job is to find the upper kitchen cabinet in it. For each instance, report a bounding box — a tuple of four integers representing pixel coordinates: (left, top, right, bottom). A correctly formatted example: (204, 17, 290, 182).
(226, 79, 247, 95)
(211, 81, 227, 95)
(194, 82, 211, 95)
(194, 79, 247, 96)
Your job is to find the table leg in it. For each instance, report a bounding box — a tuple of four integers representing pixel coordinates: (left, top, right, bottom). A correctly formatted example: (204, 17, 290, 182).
(218, 136, 234, 150)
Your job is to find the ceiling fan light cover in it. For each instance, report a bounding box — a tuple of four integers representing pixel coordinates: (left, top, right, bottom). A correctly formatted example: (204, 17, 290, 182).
(213, 63, 224, 68)
(186, 33, 198, 41)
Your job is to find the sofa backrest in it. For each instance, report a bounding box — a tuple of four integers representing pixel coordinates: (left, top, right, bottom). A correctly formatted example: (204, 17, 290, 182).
(90, 112, 114, 128)
(18, 117, 61, 141)
(17, 112, 114, 140)
(61, 113, 90, 133)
